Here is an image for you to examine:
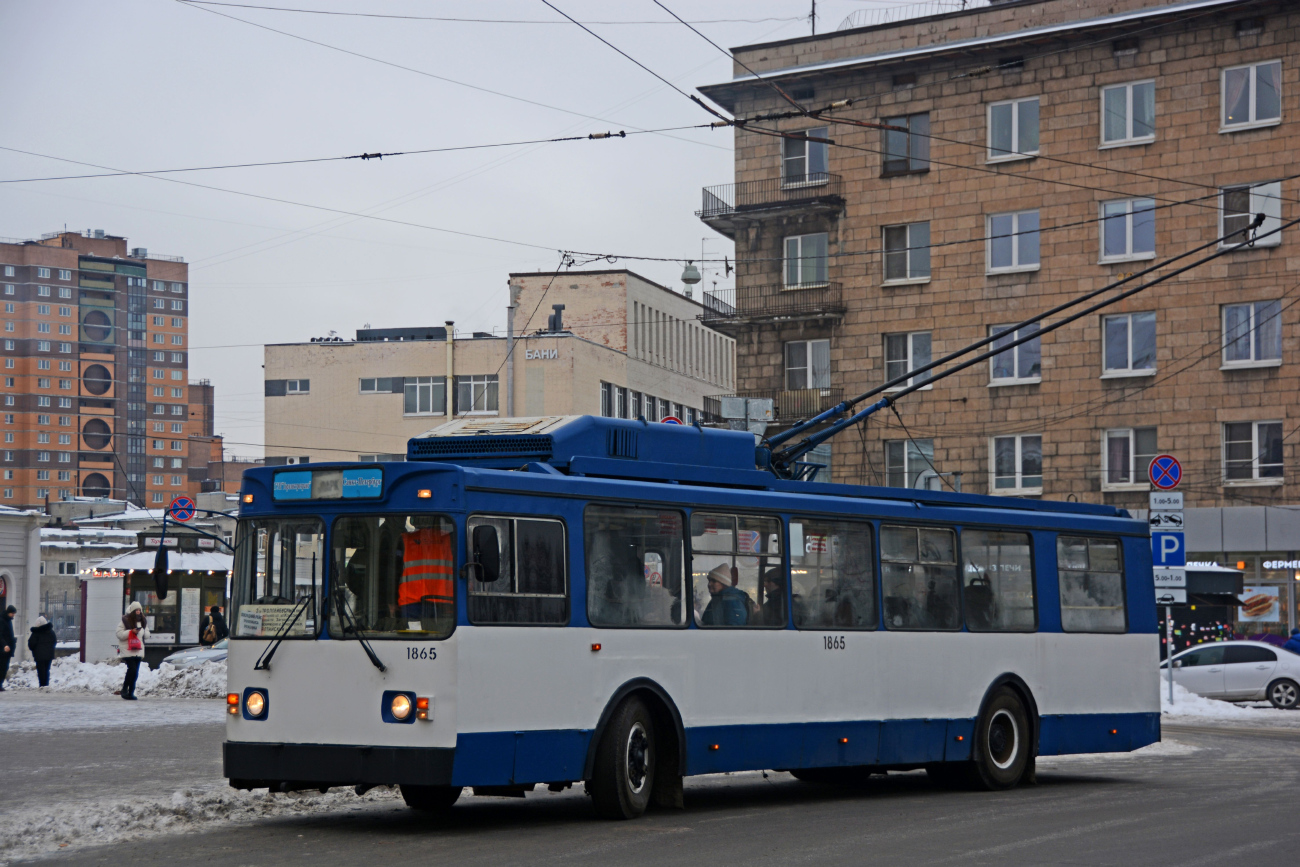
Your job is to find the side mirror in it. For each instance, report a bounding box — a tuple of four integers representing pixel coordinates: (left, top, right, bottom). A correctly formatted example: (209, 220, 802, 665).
(471, 525, 500, 584)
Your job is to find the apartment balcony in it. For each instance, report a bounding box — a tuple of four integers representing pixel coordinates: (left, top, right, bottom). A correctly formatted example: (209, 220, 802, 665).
(705, 387, 845, 425)
(701, 282, 845, 328)
(697, 173, 845, 238)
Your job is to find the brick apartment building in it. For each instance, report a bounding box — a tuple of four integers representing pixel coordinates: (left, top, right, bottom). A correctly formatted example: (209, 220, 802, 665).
(0, 230, 201, 508)
(696, 0, 1300, 628)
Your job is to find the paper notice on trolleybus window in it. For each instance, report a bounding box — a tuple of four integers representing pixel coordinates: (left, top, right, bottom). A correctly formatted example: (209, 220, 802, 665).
(238, 605, 310, 637)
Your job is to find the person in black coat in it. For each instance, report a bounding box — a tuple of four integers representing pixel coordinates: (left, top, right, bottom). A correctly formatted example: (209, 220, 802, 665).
(198, 606, 229, 646)
(27, 615, 56, 687)
(0, 605, 16, 691)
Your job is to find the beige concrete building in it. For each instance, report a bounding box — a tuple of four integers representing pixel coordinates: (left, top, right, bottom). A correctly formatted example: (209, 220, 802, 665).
(696, 0, 1300, 631)
(263, 270, 735, 463)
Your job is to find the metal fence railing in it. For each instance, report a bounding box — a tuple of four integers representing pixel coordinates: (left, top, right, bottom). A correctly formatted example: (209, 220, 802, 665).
(698, 173, 843, 218)
(701, 283, 844, 321)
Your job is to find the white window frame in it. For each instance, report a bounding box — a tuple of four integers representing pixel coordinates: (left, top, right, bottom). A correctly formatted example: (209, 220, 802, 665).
(986, 97, 1040, 163)
(986, 210, 1040, 274)
(989, 434, 1043, 495)
(884, 438, 935, 488)
(781, 126, 829, 187)
(37, 267, 50, 278)
(1099, 80, 1156, 148)
(1222, 300, 1283, 369)
(456, 374, 499, 415)
(403, 376, 445, 416)
(285, 379, 308, 394)
(783, 233, 829, 288)
(1219, 181, 1282, 248)
(988, 323, 1042, 386)
(1221, 60, 1282, 132)
(1099, 198, 1156, 262)
(1101, 427, 1157, 491)
(1222, 420, 1284, 484)
(883, 332, 932, 391)
(882, 222, 931, 284)
(785, 339, 831, 390)
(1101, 312, 1157, 378)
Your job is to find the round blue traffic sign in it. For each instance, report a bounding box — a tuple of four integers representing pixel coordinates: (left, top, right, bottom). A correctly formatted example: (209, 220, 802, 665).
(1148, 455, 1182, 490)
(169, 495, 196, 522)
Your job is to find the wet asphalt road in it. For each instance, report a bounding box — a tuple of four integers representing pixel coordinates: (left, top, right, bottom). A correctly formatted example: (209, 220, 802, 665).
(13, 717, 1300, 866)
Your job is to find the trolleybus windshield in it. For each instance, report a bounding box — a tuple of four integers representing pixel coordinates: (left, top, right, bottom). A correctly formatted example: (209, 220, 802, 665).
(231, 518, 324, 639)
(329, 514, 456, 639)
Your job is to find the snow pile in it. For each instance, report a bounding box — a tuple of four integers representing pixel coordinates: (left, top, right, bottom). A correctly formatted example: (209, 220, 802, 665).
(1159, 680, 1297, 722)
(0, 785, 403, 861)
(6, 657, 227, 698)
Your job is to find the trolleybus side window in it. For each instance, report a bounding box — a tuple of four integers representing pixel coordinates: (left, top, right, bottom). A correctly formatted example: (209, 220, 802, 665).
(789, 517, 876, 630)
(585, 505, 686, 628)
(690, 512, 783, 628)
(881, 525, 960, 630)
(329, 514, 455, 639)
(231, 518, 323, 639)
(1057, 536, 1127, 633)
(961, 529, 1037, 632)
(466, 516, 568, 625)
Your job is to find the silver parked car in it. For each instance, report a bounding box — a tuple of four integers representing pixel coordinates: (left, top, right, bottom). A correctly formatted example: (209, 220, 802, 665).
(1160, 640, 1300, 709)
(162, 638, 228, 669)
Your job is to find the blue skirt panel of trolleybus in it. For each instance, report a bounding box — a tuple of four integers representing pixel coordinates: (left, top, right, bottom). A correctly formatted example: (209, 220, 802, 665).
(222, 415, 1157, 818)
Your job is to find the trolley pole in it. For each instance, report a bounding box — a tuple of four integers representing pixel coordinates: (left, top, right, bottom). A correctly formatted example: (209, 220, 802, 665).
(1166, 605, 1174, 704)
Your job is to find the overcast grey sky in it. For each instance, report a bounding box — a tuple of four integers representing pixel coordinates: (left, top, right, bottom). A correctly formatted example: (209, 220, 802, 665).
(0, 0, 939, 456)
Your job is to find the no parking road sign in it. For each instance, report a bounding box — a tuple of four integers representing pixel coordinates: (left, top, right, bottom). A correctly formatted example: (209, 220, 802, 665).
(169, 495, 196, 522)
(1148, 454, 1182, 490)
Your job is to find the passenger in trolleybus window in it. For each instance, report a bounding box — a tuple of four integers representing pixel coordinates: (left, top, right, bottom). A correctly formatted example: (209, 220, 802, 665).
(701, 564, 748, 626)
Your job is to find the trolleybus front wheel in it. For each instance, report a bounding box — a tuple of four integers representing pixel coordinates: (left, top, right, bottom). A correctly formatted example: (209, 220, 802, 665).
(399, 784, 462, 812)
(590, 696, 656, 819)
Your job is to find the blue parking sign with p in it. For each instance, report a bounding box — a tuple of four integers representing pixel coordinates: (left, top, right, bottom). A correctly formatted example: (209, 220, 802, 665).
(1152, 532, 1185, 567)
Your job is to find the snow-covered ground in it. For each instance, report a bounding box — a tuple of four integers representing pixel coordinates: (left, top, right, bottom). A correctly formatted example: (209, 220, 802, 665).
(1160, 680, 1300, 726)
(0, 691, 224, 731)
(3, 656, 226, 699)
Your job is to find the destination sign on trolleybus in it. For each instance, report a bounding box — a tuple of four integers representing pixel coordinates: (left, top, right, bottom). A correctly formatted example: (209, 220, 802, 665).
(272, 467, 384, 500)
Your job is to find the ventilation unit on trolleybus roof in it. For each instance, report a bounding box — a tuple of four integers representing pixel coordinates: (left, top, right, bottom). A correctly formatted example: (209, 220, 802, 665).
(406, 415, 760, 476)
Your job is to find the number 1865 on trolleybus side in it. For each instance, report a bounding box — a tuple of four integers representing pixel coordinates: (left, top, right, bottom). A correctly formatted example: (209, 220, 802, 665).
(222, 415, 1158, 818)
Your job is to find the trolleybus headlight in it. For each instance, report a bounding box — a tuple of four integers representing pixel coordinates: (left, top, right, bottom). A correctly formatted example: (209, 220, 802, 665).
(391, 694, 412, 721)
(245, 691, 265, 717)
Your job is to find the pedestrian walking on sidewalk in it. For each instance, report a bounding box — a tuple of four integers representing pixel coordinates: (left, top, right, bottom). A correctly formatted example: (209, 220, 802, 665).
(0, 604, 16, 691)
(116, 601, 150, 700)
(27, 615, 56, 688)
(199, 605, 228, 646)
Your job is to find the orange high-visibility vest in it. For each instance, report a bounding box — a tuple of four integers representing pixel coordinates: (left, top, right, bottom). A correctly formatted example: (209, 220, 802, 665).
(398, 527, 454, 606)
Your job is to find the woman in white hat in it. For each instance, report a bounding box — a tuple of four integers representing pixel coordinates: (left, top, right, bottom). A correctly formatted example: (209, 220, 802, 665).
(27, 615, 56, 687)
(116, 601, 150, 700)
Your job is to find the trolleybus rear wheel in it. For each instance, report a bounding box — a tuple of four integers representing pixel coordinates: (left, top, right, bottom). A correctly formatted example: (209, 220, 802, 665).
(399, 784, 462, 812)
(971, 687, 1030, 790)
(590, 696, 655, 819)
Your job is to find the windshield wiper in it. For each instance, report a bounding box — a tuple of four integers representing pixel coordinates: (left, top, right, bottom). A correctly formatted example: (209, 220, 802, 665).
(253, 592, 313, 671)
(332, 585, 387, 673)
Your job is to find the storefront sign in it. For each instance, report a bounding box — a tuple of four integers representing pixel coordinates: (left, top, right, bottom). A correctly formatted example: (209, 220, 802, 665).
(197, 538, 216, 549)
(1264, 560, 1300, 570)
(524, 349, 558, 360)
(1239, 586, 1280, 622)
(144, 537, 179, 547)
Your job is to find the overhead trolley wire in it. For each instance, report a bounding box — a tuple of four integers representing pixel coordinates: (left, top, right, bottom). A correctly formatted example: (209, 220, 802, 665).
(178, 2, 807, 26)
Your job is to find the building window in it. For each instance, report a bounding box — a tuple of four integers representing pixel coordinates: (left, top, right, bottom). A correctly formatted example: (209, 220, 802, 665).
(57, 398, 70, 409)
(153, 298, 165, 309)
(171, 423, 183, 433)
(881, 112, 929, 175)
(2, 285, 10, 294)
(152, 369, 164, 379)
(170, 405, 184, 416)
(403, 376, 445, 415)
(1223, 301, 1282, 367)
(2, 266, 11, 276)
(783, 233, 828, 287)
(152, 334, 164, 344)
(170, 440, 183, 451)
(988, 97, 1039, 161)
(171, 335, 183, 345)
(884, 332, 931, 389)
(171, 387, 183, 398)
(172, 300, 184, 311)
(152, 316, 164, 327)
(36, 414, 49, 424)
(58, 306, 70, 317)
(37, 286, 50, 297)
(1104, 427, 1157, 488)
(152, 492, 164, 503)
(1100, 198, 1156, 261)
(456, 374, 499, 414)
(1222, 60, 1282, 129)
(153, 352, 165, 363)
(57, 325, 70, 335)
(57, 269, 71, 281)
(2, 489, 9, 499)
(151, 439, 164, 449)
(37, 377, 49, 389)
(987, 210, 1040, 272)
(58, 287, 70, 299)
(171, 353, 184, 363)
(171, 317, 183, 328)
(37, 323, 49, 334)
(782, 126, 828, 184)
(285, 379, 309, 394)
(1101, 80, 1155, 146)
(37, 432, 49, 444)
(359, 377, 395, 394)
(884, 438, 934, 488)
(37, 451, 50, 462)
(991, 434, 1043, 494)
(171, 283, 183, 293)
(37, 304, 50, 315)
(57, 452, 70, 463)
(36, 396, 50, 407)
(58, 434, 70, 445)
(989, 323, 1041, 384)
(58, 379, 71, 390)
(57, 471, 70, 481)
(1220, 181, 1282, 247)
(37, 267, 50, 278)
(171, 475, 182, 486)
(153, 386, 164, 397)
(1103, 312, 1156, 375)
(882, 222, 930, 282)
(1223, 421, 1283, 482)
(785, 339, 830, 390)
